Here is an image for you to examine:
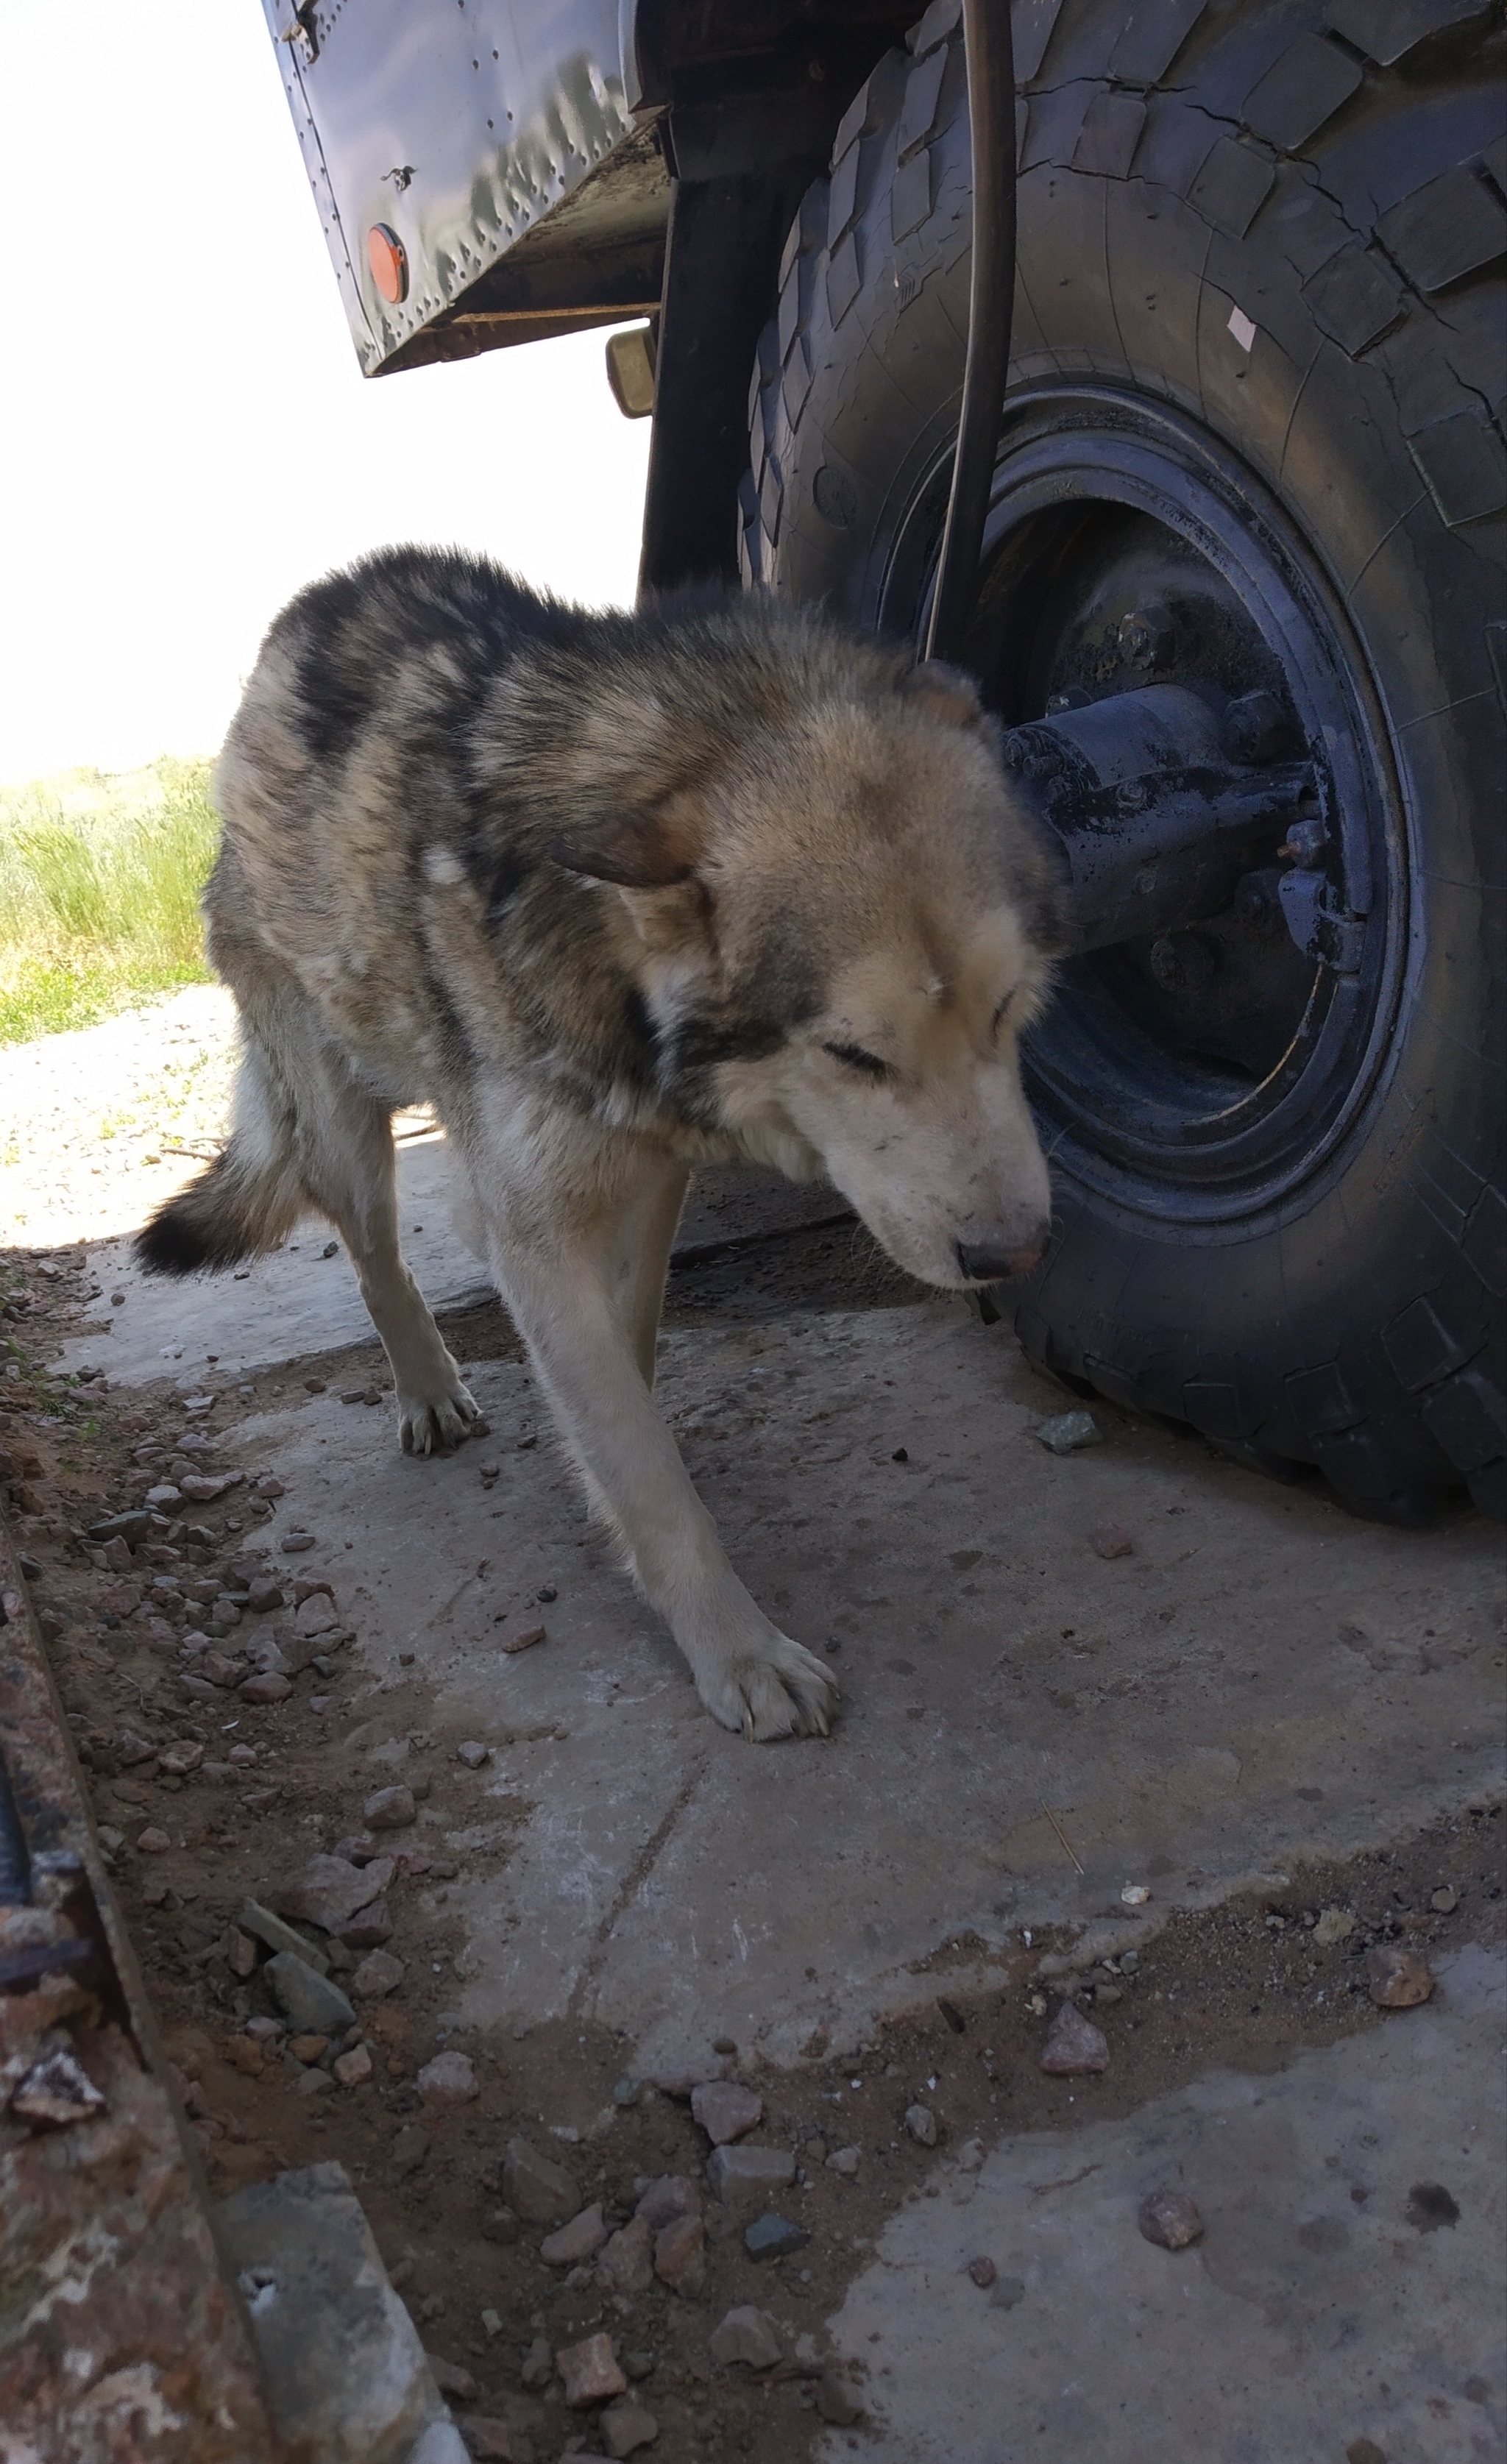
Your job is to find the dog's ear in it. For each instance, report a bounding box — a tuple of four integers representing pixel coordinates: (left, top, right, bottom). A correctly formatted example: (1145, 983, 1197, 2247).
(901, 661, 987, 729)
(547, 787, 706, 888)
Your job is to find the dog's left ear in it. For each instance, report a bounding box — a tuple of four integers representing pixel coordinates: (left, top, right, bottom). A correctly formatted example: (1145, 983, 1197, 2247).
(901, 661, 987, 730)
(547, 787, 706, 889)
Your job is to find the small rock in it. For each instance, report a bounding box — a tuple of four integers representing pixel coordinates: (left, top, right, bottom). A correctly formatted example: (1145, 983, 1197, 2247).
(338, 1898, 392, 1949)
(519, 2334, 554, 2390)
(600, 2401, 658, 2459)
(1092, 1522, 1134, 1558)
(272, 1853, 394, 1933)
(364, 1784, 417, 1831)
(283, 1531, 317, 1554)
(815, 2371, 864, 2426)
(690, 2079, 762, 2145)
(1313, 1906, 1356, 1947)
(264, 1951, 356, 2036)
(115, 1728, 159, 1768)
(390, 2123, 431, 2178)
(1036, 1410, 1102, 1455)
(247, 1578, 285, 1613)
(1120, 1883, 1151, 1906)
(137, 1825, 171, 1855)
(224, 1926, 258, 1979)
(1366, 1945, 1436, 2009)
(239, 1672, 293, 1705)
(289, 2033, 330, 2064)
(240, 1898, 331, 1973)
(416, 2050, 479, 2103)
(461, 2424, 514, 2461)
(1138, 2188, 1204, 2250)
(542, 2204, 609, 2267)
(825, 2146, 861, 2177)
(706, 2143, 796, 2204)
(503, 2136, 579, 2224)
(968, 2256, 996, 2288)
(556, 2332, 628, 2410)
(709, 2306, 782, 2371)
(652, 2212, 706, 2296)
(500, 1624, 547, 1656)
(1040, 2002, 1110, 2075)
(595, 2215, 654, 2298)
(904, 2104, 937, 2146)
(333, 2042, 373, 2087)
(1430, 1885, 1459, 1914)
(427, 2355, 477, 2401)
(479, 2208, 519, 2245)
(955, 2137, 985, 2173)
(350, 1948, 405, 1999)
(742, 2212, 809, 2262)
(294, 1591, 338, 1638)
(456, 1740, 490, 1768)
(635, 2176, 701, 2232)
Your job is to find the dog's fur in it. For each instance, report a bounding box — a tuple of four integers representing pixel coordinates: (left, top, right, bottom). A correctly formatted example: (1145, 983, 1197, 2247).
(139, 550, 1063, 1739)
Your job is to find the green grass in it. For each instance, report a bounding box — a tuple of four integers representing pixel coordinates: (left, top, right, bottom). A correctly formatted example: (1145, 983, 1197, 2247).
(0, 757, 219, 1043)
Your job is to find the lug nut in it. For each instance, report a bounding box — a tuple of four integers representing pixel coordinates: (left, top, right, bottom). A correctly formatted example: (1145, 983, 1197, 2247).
(1149, 933, 1216, 995)
(1117, 607, 1175, 670)
(1222, 690, 1288, 765)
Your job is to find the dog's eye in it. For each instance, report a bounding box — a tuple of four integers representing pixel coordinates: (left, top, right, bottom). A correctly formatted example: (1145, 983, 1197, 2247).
(823, 1040, 892, 1078)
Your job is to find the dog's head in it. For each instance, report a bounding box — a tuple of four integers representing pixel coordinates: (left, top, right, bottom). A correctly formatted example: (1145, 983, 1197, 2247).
(543, 608, 1066, 1290)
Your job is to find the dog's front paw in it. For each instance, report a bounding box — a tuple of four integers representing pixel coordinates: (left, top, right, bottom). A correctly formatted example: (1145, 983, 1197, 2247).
(398, 1376, 482, 1457)
(698, 1633, 839, 1743)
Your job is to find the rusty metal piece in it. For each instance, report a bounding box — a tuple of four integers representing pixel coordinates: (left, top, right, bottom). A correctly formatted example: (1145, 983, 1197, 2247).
(0, 1503, 283, 2460)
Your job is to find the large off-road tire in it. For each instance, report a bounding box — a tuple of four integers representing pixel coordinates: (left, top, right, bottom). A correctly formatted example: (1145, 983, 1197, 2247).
(742, 0, 1506, 1524)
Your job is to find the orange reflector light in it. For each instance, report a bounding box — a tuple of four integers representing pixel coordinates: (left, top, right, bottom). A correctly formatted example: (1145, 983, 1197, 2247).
(367, 223, 408, 305)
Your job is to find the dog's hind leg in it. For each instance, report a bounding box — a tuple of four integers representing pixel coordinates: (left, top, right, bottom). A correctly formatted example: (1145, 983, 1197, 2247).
(478, 1135, 835, 1742)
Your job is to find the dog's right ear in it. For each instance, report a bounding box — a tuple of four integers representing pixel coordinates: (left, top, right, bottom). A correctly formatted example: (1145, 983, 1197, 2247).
(547, 788, 705, 889)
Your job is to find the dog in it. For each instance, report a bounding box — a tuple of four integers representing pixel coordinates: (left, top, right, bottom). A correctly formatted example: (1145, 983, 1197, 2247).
(138, 548, 1063, 1740)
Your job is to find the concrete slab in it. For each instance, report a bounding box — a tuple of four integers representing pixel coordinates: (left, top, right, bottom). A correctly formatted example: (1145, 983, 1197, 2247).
(211, 1300, 1502, 2071)
(822, 1943, 1506, 2463)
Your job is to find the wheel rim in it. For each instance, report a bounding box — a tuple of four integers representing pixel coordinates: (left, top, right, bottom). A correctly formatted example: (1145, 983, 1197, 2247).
(879, 385, 1409, 1227)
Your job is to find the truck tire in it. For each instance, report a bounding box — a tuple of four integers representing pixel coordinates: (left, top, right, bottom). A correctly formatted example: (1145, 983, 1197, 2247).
(742, 0, 1506, 1524)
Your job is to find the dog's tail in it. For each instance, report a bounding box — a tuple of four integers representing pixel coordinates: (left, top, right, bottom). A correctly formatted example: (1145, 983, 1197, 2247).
(136, 1040, 303, 1277)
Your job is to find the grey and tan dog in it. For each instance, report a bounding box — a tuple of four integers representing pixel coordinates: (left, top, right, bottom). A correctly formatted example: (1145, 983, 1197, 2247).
(140, 549, 1063, 1739)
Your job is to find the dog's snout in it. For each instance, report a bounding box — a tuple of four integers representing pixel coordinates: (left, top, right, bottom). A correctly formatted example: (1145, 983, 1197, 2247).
(957, 1229, 1048, 1285)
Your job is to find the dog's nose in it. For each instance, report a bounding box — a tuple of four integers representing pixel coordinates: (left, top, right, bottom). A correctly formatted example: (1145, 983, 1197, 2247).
(957, 1230, 1047, 1284)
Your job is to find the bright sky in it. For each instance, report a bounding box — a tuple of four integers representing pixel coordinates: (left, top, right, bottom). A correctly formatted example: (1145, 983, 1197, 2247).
(0, 1, 650, 786)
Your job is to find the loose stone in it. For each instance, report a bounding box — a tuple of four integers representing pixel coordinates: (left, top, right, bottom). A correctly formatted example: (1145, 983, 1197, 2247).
(426, 2356, 477, 2401)
(1138, 2188, 1205, 2250)
(1036, 1410, 1102, 1455)
(968, 2256, 997, 2288)
(542, 2204, 609, 2267)
(501, 1624, 547, 1655)
(503, 2135, 579, 2224)
(455, 1740, 490, 1768)
(1092, 1522, 1134, 1558)
(389, 2123, 431, 2177)
(690, 2079, 762, 2145)
(556, 2332, 628, 2409)
(333, 2042, 373, 2087)
(826, 2145, 861, 2178)
(1430, 1885, 1459, 1914)
(1040, 2002, 1110, 2075)
(1313, 1906, 1355, 1946)
(709, 2306, 782, 2371)
(904, 2104, 937, 2146)
(635, 2175, 701, 2232)
(1366, 1944, 1436, 2008)
(416, 2050, 478, 2102)
(350, 1949, 405, 1999)
(239, 1672, 293, 1705)
(364, 1784, 417, 1830)
(705, 2143, 796, 2204)
(519, 2334, 554, 2390)
(265, 1951, 357, 2036)
(816, 2371, 864, 2426)
(742, 2212, 809, 2262)
(338, 1898, 392, 1949)
(595, 2215, 654, 2298)
(272, 1853, 394, 1933)
(137, 1826, 171, 1854)
(600, 2400, 659, 2458)
(652, 2212, 706, 2295)
(240, 1897, 332, 1973)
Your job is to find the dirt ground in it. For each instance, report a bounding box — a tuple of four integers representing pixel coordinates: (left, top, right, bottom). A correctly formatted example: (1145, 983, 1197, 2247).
(3, 1010, 1503, 2463)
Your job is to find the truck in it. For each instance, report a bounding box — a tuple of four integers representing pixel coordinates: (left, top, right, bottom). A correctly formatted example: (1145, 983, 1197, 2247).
(260, 0, 1506, 1527)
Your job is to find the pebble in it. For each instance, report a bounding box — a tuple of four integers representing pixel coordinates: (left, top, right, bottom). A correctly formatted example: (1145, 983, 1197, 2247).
(904, 2104, 937, 2146)
(458, 2422, 512, 2460)
(240, 1898, 331, 1973)
(690, 2079, 762, 2145)
(1138, 2188, 1205, 2250)
(1036, 1410, 1102, 1455)
(634, 2175, 701, 2232)
(297, 2065, 334, 2098)
(815, 2371, 864, 2427)
(1120, 1884, 1151, 1906)
(333, 2042, 372, 2087)
(239, 1672, 292, 1705)
(350, 1949, 405, 2000)
(416, 2050, 479, 2103)
(389, 2123, 431, 2178)
(364, 1785, 417, 1831)
(1366, 1944, 1436, 2008)
(826, 2146, 861, 2177)
(455, 1740, 490, 1768)
(503, 2135, 579, 2224)
(1313, 1906, 1355, 1947)
(288, 2033, 329, 2064)
(542, 2204, 609, 2267)
(556, 2333, 627, 2410)
(265, 1951, 357, 2037)
(225, 1927, 258, 1979)
(1092, 1522, 1134, 1558)
(742, 2212, 809, 2263)
(600, 2400, 658, 2459)
(595, 2215, 654, 2298)
(653, 2212, 706, 2296)
(705, 2143, 796, 2204)
(1430, 1885, 1459, 1914)
(500, 1624, 547, 1656)
(338, 1899, 392, 1949)
(708, 2306, 782, 2371)
(137, 1826, 171, 1855)
(283, 1532, 316, 1554)
(272, 1853, 394, 1933)
(115, 1729, 159, 1767)
(968, 2256, 997, 2288)
(519, 2335, 554, 2390)
(425, 2356, 477, 2401)
(1040, 2002, 1110, 2075)
(294, 1592, 339, 1638)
